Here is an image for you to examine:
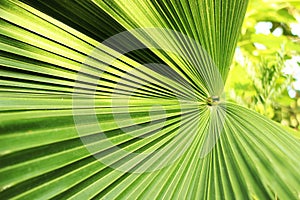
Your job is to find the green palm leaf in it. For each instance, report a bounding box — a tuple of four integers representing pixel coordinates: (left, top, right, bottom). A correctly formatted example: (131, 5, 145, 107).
(1, 0, 300, 199)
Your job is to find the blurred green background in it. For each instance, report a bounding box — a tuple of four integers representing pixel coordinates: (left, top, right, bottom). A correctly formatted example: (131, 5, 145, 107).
(226, 0, 300, 131)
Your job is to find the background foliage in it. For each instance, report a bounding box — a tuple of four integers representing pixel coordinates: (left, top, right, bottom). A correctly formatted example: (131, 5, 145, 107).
(226, 0, 300, 131)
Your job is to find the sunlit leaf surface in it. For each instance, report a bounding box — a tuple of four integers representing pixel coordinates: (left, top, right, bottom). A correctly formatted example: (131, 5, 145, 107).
(0, 0, 300, 199)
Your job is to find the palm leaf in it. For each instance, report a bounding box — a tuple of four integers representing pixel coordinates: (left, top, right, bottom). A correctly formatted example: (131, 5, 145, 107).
(1, 0, 300, 199)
